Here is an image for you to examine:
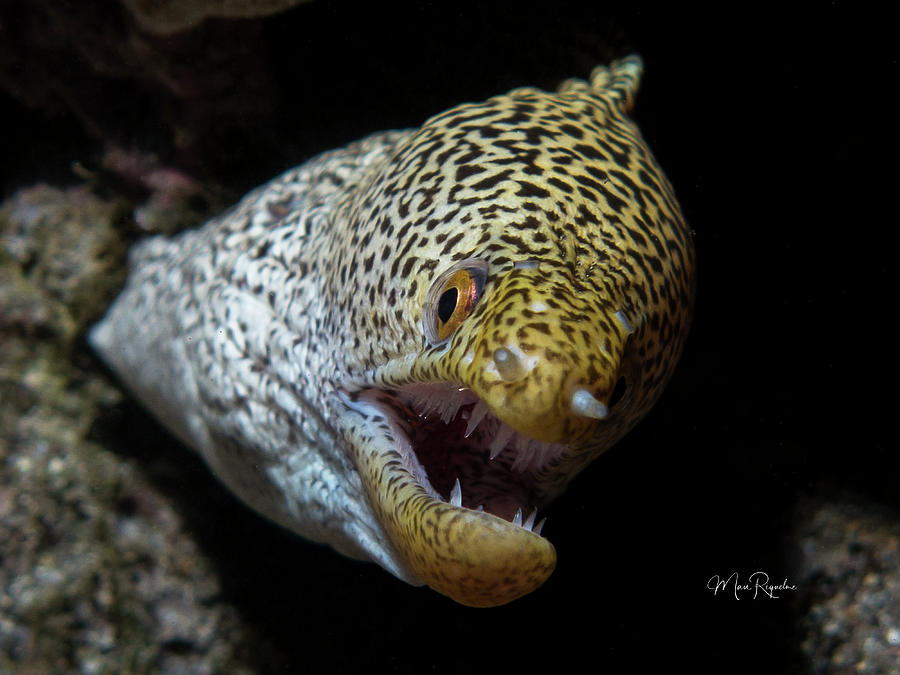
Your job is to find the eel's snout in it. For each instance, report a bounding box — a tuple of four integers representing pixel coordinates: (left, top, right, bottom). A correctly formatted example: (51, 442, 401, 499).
(456, 268, 632, 445)
(493, 348, 610, 419)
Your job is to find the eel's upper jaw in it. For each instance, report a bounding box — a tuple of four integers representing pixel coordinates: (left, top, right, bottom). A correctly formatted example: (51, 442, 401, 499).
(340, 385, 559, 607)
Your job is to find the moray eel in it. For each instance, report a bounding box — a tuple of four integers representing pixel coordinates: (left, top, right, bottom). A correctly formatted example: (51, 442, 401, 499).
(90, 56, 695, 607)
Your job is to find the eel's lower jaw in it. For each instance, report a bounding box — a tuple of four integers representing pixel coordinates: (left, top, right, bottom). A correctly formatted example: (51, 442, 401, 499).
(341, 387, 558, 607)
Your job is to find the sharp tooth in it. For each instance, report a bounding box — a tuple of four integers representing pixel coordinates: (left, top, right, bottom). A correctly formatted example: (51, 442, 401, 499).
(512, 508, 523, 527)
(523, 508, 537, 531)
(489, 423, 515, 459)
(440, 396, 459, 423)
(450, 478, 462, 507)
(465, 399, 490, 438)
(475, 504, 484, 512)
(535, 442, 556, 467)
(425, 390, 441, 413)
(512, 438, 536, 472)
(533, 518, 546, 536)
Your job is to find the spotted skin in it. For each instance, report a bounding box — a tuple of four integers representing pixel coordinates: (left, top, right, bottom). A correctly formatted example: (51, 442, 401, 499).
(90, 56, 695, 607)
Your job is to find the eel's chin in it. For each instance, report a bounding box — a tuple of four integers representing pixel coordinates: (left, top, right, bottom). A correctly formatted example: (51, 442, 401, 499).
(343, 384, 566, 607)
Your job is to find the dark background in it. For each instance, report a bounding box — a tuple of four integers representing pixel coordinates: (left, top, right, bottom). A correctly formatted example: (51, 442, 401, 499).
(2, 1, 895, 671)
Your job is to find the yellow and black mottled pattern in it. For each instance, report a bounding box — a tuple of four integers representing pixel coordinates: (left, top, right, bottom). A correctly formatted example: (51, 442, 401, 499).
(327, 56, 694, 490)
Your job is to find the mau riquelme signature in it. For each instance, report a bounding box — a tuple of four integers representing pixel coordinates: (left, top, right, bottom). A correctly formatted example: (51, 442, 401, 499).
(707, 571, 797, 600)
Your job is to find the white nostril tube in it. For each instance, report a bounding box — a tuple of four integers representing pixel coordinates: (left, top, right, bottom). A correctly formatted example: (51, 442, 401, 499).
(493, 347, 524, 381)
(571, 389, 609, 420)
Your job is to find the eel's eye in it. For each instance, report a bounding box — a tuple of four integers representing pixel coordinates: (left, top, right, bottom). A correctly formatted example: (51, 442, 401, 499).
(424, 259, 488, 345)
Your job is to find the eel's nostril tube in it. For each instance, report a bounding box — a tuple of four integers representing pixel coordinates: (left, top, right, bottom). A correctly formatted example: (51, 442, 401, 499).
(493, 347, 524, 381)
(571, 389, 609, 420)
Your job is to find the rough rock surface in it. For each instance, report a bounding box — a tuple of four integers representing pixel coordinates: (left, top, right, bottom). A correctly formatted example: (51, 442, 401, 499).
(0, 185, 272, 673)
(794, 497, 900, 674)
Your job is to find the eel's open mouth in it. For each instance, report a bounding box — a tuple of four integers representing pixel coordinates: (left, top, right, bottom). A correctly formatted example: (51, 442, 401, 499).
(385, 383, 567, 528)
(342, 382, 567, 606)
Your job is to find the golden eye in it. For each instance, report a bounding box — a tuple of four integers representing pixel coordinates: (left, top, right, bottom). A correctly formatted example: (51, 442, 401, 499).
(424, 259, 488, 346)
